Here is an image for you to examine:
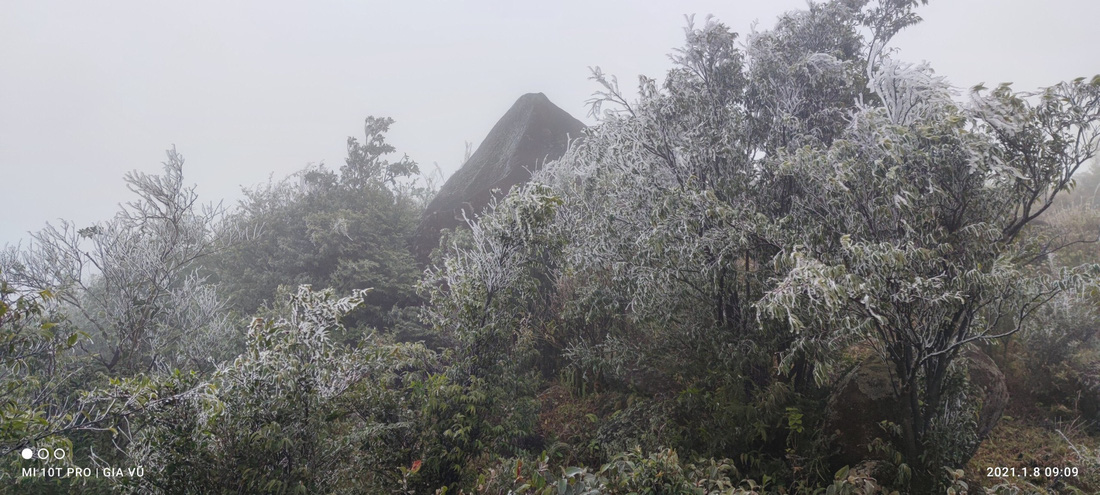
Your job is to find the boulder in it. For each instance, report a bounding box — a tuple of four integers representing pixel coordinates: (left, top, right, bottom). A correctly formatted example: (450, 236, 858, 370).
(825, 356, 897, 468)
(966, 347, 1009, 440)
(414, 93, 585, 261)
(824, 346, 1008, 468)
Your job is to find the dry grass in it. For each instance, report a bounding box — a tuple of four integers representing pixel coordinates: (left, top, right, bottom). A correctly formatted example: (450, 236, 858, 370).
(966, 341, 1100, 494)
(966, 413, 1100, 493)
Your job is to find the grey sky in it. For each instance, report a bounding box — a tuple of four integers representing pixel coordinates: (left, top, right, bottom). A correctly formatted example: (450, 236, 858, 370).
(2, 1, 1098, 247)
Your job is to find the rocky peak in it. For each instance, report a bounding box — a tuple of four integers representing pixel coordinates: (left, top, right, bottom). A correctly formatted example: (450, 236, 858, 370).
(414, 93, 585, 261)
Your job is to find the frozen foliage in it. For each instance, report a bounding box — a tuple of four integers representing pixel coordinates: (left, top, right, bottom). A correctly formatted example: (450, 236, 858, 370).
(433, 0, 1100, 489)
(99, 285, 442, 493)
(224, 285, 369, 399)
(0, 148, 245, 374)
(759, 65, 1100, 483)
(868, 58, 954, 125)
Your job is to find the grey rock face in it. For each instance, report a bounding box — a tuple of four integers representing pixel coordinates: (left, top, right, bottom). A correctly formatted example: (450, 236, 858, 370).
(414, 93, 584, 261)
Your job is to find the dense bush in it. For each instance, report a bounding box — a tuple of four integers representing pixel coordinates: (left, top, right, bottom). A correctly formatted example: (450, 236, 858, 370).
(206, 117, 431, 335)
(99, 286, 444, 494)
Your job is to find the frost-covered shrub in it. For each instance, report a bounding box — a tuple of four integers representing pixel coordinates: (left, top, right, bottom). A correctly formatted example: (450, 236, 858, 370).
(103, 286, 441, 494)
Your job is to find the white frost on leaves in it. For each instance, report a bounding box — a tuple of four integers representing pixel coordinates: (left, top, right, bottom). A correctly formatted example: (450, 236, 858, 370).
(868, 57, 955, 126)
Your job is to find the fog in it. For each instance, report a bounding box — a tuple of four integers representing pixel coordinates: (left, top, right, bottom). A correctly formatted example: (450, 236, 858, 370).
(2, 0, 1098, 247)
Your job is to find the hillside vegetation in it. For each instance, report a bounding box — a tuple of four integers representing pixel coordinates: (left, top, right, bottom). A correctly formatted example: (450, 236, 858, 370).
(3, 1, 1100, 493)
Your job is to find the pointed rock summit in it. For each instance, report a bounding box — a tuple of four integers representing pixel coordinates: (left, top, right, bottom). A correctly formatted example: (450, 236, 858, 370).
(415, 93, 585, 260)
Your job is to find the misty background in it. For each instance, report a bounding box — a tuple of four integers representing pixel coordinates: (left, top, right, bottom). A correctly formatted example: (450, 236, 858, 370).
(2, 0, 1098, 247)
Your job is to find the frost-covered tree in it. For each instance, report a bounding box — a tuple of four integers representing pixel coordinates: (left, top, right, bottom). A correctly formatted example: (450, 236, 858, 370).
(418, 185, 562, 484)
(422, 185, 563, 376)
(1, 148, 240, 375)
(207, 117, 429, 334)
(427, 3, 886, 469)
(549, 7, 872, 391)
(760, 55, 1100, 485)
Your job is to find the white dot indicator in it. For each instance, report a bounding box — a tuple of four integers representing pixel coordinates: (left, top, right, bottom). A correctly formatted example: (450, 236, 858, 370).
(20, 448, 33, 460)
